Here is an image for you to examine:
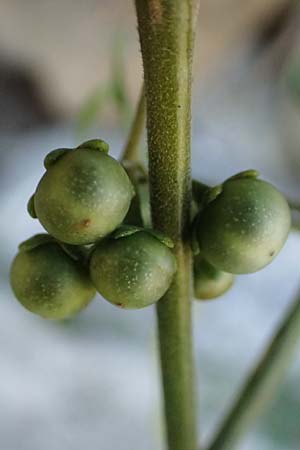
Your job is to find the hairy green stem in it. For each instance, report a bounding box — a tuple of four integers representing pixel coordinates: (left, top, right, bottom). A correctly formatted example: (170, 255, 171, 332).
(121, 85, 145, 162)
(135, 2, 198, 450)
(207, 296, 300, 450)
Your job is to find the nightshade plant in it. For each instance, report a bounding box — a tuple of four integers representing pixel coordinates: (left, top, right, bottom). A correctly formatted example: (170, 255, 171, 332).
(9, 2, 300, 450)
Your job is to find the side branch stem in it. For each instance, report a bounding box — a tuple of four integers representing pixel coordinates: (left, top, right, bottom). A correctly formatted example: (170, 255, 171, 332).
(207, 297, 300, 450)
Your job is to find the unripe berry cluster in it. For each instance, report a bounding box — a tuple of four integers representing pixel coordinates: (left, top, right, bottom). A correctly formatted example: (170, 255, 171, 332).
(10, 140, 177, 318)
(192, 170, 291, 299)
(10, 141, 291, 319)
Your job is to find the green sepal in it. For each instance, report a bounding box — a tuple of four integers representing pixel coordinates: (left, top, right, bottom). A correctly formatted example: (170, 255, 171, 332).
(44, 148, 71, 169)
(27, 194, 37, 218)
(77, 139, 109, 154)
(18, 234, 90, 266)
(145, 229, 174, 248)
(113, 225, 174, 249)
(18, 234, 56, 252)
(113, 225, 143, 239)
(204, 184, 223, 206)
(226, 169, 260, 182)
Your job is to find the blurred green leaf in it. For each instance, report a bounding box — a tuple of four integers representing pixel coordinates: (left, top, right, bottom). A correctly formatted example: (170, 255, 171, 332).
(75, 33, 132, 134)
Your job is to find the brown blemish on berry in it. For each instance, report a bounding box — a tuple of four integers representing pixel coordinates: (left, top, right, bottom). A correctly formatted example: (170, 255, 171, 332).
(269, 250, 275, 257)
(73, 218, 91, 231)
(116, 303, 125, 309)
(81, 219, 91, 228)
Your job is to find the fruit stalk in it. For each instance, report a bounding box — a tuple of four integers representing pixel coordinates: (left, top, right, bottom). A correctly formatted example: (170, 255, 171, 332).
(135, 2, 198, 450)
(121, 85, 145, 162)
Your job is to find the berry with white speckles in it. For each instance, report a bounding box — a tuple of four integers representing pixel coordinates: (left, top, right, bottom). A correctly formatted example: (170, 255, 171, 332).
(10, 235, 96, 319)
(32, 141, 135, 245)
(89, 229, 177, 309)
(194, 176, 291, 274)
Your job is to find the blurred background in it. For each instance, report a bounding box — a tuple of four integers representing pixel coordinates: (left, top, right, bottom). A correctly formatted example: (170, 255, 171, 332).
(0, 1, 300, 449)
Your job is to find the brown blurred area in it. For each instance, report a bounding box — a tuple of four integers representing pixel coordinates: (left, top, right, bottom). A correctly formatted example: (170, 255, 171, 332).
(0, 0, 299, 130)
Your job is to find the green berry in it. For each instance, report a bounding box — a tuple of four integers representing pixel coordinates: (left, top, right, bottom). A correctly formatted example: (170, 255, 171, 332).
(195, 176, 291, 274)
(33, 141, 135, 245)
(193, 256, 234, 300)
(43, 148, 71, 169)
(89, 228, 177, 309)
(10, 235, 96, 319)
(27, 193, 37, 218)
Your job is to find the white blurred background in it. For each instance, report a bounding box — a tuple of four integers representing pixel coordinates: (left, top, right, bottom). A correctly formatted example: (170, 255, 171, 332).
(0, 1, 300, 449)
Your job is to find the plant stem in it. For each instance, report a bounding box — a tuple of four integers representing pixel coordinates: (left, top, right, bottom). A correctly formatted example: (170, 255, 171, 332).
(207, 296, 300, 450)
(135, 2, 198, 450)
(121, 85, 145, 162)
